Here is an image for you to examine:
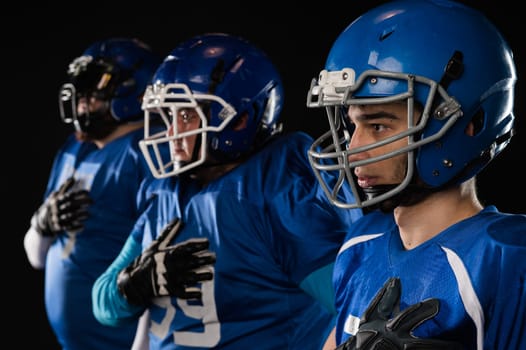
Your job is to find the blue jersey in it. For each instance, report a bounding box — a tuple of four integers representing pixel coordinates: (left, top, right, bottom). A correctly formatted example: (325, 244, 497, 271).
(93, 131, 363, 349)
(43, 129, 155, 350)
(333, 207, 526, 350)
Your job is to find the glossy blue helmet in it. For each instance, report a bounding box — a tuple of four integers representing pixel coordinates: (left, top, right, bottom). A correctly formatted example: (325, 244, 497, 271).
(307, 0, 516, 209)
(140, 33, 284, 178)
(59, 38, 161, 132)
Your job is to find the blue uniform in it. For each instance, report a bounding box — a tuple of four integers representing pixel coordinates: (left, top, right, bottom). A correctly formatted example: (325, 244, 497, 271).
(42, 129, 155, 350)
(93, 131, 363, 349)
(333, 207, 526, 350)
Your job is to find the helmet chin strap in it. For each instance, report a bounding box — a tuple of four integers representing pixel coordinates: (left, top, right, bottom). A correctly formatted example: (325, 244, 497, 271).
(363, 182, 440, 213)
(76, 110, 119, 140)
(362, 185, 398, 213)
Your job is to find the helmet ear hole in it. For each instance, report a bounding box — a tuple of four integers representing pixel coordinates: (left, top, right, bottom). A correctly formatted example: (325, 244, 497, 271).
(467, 108, 485, 136)
(231, 113, 249, 131)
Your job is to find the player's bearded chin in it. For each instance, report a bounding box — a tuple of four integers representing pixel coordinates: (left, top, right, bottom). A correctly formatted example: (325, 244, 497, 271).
(368, 161, 436, 212)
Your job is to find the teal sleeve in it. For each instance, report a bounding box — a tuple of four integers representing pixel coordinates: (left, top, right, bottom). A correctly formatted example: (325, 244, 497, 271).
(92, 234, 145, 326)
(299, 263, 336, 315)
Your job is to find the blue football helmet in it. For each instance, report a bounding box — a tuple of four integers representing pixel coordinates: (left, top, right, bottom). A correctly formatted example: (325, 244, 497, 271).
(140, 33, 284, 178)
(59, 38, 161, 134)
(306, 0, 516, 209)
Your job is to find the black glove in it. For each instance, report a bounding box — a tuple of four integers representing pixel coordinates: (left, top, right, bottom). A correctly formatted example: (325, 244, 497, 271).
(117, 218, 216, 306)
(336, 277, 463, 350)
(31, 176, 92, 237)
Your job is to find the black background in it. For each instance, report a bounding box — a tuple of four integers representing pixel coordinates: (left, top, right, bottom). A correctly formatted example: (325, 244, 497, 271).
(5, 2, 523, 348)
